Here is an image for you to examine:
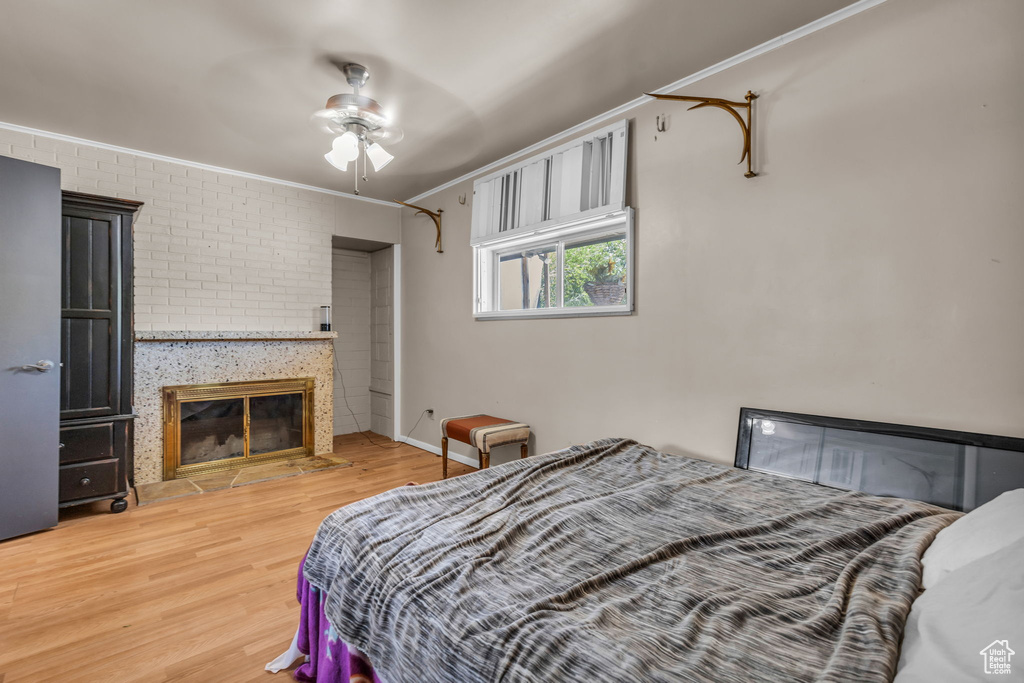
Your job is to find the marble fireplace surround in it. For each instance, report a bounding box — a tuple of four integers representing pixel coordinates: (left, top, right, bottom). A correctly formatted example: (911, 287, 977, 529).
(133, 331, 336, 485)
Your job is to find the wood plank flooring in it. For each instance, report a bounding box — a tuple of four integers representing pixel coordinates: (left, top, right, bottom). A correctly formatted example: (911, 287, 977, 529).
(0, 433, 474, 682)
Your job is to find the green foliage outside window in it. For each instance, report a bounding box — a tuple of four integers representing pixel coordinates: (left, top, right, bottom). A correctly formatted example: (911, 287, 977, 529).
(561, 237, 627, 307)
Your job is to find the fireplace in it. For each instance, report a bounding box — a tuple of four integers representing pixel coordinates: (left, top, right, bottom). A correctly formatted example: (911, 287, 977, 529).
(162, 378, 315, 480)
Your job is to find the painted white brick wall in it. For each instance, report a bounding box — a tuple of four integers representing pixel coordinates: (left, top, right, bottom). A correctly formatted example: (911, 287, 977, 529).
(0, 127, 359, 331)
(332, 249, 371, 434)
(370, 247, 394, 437)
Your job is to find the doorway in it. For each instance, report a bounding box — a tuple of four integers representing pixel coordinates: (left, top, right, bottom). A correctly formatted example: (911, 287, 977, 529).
(331, 236, 395, 440)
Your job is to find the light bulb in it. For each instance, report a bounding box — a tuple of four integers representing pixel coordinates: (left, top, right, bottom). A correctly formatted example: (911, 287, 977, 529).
(365, 142, 394, 172)
(332, 131, 360, 161)
(324, 151, 348, 172)
(324, 131, 361, 171)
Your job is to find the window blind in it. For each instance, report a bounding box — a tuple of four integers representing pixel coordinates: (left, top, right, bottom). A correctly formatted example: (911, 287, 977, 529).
(471, 119, 628, 244)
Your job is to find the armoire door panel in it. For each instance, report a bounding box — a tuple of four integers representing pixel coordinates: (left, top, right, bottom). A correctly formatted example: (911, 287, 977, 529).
(60, 208, 122, 421)
(64, 214, 116, 311)
(61, 317, 116, 417)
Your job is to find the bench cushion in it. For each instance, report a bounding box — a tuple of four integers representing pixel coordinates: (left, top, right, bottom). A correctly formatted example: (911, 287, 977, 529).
(441, 414, 530, 453)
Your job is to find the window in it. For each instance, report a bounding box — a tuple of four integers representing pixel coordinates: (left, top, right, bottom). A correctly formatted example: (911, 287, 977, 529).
(497, 243, 558, 311)
(474, 209, 633, 319)
(471, 120, 632, 319)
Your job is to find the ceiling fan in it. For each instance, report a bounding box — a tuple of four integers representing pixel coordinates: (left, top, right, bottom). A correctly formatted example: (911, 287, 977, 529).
(312, 62, 403, 194)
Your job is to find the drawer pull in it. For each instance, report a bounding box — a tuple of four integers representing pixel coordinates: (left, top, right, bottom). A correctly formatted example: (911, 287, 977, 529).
(80, 477, 91, 486)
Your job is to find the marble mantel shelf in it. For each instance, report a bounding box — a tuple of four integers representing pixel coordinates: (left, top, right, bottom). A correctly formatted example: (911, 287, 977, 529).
(135, 331, 338, 342)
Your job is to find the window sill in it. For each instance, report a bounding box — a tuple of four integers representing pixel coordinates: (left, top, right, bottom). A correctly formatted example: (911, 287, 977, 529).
(474, 305, 633, 321)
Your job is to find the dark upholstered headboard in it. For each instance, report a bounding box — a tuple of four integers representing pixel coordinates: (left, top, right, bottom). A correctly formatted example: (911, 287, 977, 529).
(734, 408, 1024, 511)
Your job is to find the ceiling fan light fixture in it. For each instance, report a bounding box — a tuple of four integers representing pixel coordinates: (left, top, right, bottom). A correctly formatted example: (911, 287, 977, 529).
(323, 151, 348, 172)
(365, 142, 394, 172)
(324, 131, 360, 171)
(332, 131, 360, 161)
(315, 94, 390, 130)
(313, 62, 403, 192)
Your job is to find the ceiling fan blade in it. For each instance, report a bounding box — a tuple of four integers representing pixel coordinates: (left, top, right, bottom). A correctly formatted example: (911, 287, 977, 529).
(310, 110, 348, 135)
(365, 125, 404, 145)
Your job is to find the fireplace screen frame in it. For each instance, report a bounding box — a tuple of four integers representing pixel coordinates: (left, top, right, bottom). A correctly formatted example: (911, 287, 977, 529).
(162, 378, 315, 480)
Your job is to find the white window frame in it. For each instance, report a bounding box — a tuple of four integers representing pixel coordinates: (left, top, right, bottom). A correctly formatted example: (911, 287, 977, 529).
(473, 209, 633, 320)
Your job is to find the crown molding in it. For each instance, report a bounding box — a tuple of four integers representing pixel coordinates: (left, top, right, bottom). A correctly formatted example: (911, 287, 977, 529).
(404, 0, 889, 205)
(0, 120, 397, 208)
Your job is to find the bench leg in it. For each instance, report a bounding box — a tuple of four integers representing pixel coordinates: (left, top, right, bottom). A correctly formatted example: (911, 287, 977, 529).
(441, 437, 448, 479)
(520, 443, 528, 459)
(478, 449, 490, 469)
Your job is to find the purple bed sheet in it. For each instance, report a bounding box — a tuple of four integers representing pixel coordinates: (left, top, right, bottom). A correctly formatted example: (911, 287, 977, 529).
(293, 552, 382, 683)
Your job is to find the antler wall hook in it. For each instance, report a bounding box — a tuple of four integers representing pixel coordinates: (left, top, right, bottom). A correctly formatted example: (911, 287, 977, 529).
(394, 200, 444, 253)
(644, 90, 758, 178)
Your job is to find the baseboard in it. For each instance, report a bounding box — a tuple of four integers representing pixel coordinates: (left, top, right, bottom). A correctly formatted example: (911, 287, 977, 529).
(398, 435, 480, 469)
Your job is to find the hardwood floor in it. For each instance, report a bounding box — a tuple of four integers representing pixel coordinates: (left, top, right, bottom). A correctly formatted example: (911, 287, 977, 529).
(0, 433, 474, 682)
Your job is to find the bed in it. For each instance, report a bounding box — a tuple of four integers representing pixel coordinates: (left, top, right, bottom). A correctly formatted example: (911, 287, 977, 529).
(271, 409, 1024, 682)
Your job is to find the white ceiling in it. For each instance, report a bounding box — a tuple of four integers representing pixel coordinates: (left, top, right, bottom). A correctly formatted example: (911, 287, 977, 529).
(0, 0, 856, 201)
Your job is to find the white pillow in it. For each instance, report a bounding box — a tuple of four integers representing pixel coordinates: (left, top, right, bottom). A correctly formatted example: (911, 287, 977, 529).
(895, 538, 1024, 682)
(920, 488, 1024, 590)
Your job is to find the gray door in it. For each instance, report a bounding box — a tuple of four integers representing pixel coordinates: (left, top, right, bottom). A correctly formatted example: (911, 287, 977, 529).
(0, 156, 61, 540)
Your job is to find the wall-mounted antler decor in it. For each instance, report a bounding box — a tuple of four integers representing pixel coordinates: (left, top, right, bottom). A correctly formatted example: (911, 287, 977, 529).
(645, 91, 758, 178)
(394, 200, 443, 253)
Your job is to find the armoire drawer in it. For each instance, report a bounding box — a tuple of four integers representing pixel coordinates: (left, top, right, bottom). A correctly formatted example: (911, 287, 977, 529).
(59, 459, 121, 502)
(60, 421, 117, 465)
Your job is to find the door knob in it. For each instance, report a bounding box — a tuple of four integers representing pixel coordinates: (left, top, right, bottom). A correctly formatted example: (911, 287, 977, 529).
(21, 360, 55, 372)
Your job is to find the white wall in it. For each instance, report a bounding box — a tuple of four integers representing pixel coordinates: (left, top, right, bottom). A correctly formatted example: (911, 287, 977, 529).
(0, 127, 400, 331)
(398, 0, 1024, 466)
(370, 247, 395, 437)
(332, 249, 372, 434)
(331, 246, 394, 437)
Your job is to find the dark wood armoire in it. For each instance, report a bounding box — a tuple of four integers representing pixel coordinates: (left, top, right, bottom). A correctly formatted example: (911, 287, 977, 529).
(59, 191, 142, 513)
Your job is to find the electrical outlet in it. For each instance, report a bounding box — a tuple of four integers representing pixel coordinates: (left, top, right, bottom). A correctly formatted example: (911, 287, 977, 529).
(426, 409, 434, 418)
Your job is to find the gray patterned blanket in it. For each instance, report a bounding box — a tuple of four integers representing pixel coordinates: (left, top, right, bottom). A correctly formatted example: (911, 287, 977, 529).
(304, 438, 960, 683)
